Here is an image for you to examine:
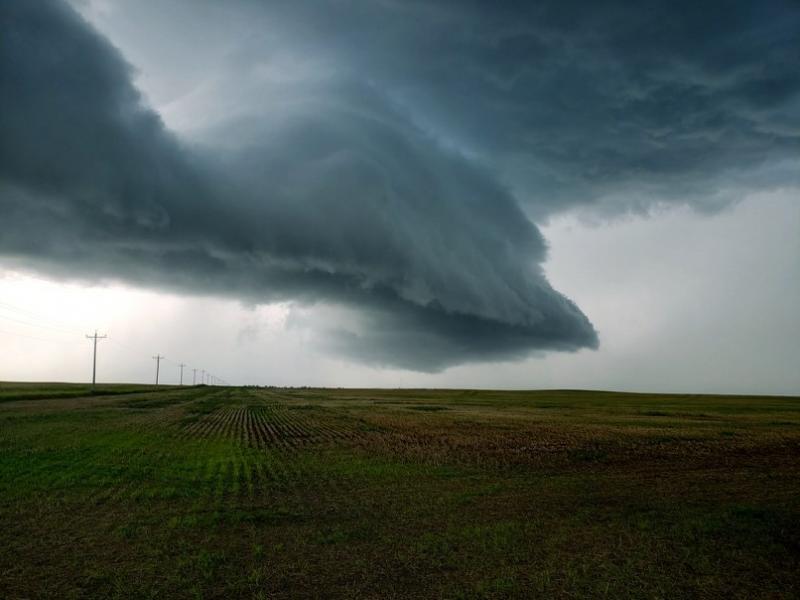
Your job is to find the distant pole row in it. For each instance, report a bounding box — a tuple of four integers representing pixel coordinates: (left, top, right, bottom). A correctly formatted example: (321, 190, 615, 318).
(149, 354, 225, 386)
(85, 331, 230, 387)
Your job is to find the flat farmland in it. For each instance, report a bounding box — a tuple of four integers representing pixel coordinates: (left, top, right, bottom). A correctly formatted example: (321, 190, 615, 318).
(0, 384, 798, 599)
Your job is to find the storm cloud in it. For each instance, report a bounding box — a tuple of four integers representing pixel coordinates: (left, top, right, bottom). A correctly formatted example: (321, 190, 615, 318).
(0, 0, 596, 370)
(263, 0, 800, 218)
(1, 0, 798, 370)
(98, 0, 800, 218)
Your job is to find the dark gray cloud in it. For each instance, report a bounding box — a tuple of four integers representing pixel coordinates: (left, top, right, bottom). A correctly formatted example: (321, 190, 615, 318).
(3, 0, 799, 370)
(0, 0, 596, 370)
(222, 0, 800, 218)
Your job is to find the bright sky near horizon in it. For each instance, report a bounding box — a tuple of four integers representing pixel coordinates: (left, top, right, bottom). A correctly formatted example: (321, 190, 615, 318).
(1, 1, 798, 393)
(2, 190, 797, 393)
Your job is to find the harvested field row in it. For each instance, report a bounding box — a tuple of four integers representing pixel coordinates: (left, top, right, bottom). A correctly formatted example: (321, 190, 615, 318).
(180, 400, 364, 449)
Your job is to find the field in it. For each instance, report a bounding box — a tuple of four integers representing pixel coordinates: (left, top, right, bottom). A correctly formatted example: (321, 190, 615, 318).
(0, 383, 798, 599)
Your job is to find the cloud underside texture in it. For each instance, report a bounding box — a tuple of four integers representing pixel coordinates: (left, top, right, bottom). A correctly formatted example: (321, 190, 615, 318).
(1, 0, 798, 370)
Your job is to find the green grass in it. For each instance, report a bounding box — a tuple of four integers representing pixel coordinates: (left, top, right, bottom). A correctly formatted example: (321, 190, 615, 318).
(0, 381, 169, 403)
(0, 384, 798, 598)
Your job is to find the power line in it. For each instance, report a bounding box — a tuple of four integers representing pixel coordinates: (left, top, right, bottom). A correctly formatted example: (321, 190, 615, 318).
(0, 296, 234, 385)
(85, 330, 107, 387)
(105, 337, 140, 354)
(0, 300, 86, 334)
(0, 313, 81, 336)
(152, 354, 163, 385)
(0, 327, 77, 345)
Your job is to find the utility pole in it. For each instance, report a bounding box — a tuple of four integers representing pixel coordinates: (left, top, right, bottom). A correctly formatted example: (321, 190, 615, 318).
(85, 330, 107, 388)
(192, 368, 197, 386)
(179, 363, 186, 386)
(201, 369, 205, 386)
(153, 355, 163, 385)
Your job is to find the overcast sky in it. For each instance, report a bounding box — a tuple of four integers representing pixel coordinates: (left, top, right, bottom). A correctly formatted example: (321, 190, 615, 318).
(1, 0, 798, 393)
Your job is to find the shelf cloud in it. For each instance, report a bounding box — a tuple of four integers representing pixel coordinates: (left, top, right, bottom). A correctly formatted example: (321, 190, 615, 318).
(2, 0, 798, 370)
(0, 0, 597, 370)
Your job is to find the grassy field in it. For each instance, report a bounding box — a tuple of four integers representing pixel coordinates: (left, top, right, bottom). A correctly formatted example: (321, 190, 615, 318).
(0, 381, 168, 403)
(0, 384, 798, 599)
